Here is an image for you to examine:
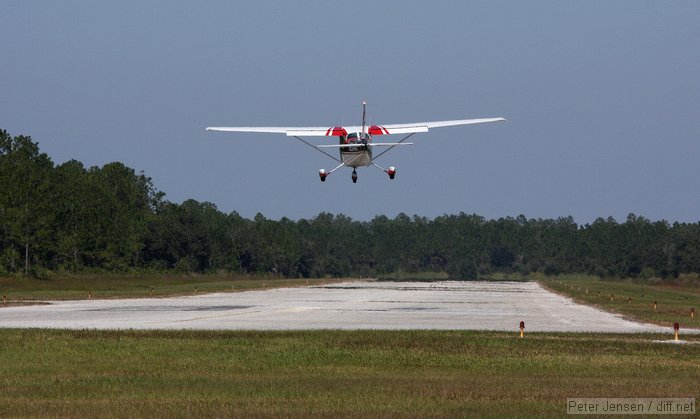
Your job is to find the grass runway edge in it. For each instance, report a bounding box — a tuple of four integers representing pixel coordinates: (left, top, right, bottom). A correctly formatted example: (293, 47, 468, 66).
(1, 329, 698, 417)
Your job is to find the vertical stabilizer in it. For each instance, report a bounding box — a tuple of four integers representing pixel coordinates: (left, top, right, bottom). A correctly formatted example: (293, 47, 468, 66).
(361, 100, 367, 137)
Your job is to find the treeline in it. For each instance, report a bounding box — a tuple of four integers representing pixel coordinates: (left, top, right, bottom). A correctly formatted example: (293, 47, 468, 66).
(1, 130, 700, 279)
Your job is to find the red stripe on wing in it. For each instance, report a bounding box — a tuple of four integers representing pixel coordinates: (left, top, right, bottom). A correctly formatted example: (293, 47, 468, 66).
(368, 125, 389, 135)
(325, 127, 348, 136)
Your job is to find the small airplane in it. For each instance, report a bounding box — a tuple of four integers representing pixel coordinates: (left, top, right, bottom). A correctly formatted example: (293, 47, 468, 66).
(206, 102, 505, 183)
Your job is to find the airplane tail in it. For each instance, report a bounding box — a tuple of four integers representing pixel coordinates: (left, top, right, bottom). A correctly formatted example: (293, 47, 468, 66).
(361, 100, 367, 137)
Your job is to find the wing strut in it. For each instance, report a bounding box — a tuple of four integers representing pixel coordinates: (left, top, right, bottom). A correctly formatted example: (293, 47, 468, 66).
(373, 133, 416, 161)
(328, 162, 346, 174)
(371, 162, 388, 172)
(292, 136, 341, 163)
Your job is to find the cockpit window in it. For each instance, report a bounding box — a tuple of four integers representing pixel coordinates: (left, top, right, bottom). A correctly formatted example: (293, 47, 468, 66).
(347, 132, 371, 143)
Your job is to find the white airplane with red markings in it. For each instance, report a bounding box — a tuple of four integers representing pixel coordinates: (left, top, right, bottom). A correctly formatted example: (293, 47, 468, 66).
(206, 102, 505, 183)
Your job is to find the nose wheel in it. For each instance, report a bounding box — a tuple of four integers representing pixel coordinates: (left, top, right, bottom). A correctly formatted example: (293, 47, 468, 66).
(351, 170, 358, 183)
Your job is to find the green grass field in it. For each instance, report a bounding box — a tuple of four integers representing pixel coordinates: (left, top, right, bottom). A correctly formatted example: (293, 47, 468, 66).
(0, 275, 347, 303)
(0, 329, 698, 417)
(540, 275, 700, 329)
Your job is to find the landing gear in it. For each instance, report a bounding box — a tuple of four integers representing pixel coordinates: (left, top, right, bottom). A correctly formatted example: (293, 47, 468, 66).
(318, 163, 346, 183)
(351, 170, 358, 183)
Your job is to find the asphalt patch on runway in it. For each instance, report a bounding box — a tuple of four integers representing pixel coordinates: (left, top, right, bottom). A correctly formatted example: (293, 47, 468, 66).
(319, 284, 534, 293)
(366, 307, 439, 312)
(84, 305, 254, 312)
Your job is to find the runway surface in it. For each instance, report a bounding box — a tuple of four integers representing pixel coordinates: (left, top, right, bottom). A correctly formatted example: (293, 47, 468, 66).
(0, 281, 690, 333)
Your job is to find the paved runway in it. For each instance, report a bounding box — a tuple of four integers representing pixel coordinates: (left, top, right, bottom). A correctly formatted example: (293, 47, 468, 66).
(0, 281, 690, 333)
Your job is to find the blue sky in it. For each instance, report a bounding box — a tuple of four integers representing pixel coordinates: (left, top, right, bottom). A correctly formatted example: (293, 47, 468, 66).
(2, 1, 699, 223)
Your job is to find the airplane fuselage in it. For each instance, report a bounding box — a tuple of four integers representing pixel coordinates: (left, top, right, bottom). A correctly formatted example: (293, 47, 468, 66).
(340, 132, 373, 168)
(340, 148, 372, 167)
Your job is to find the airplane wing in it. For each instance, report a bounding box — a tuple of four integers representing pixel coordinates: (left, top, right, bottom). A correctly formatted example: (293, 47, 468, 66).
(205, 117, 505, 137)
(205, 126, 349, 137)
(368, 117, 506, 135)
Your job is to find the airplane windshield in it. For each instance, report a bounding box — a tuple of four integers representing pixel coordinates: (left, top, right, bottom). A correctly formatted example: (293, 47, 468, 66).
(346, 132, 371, 143)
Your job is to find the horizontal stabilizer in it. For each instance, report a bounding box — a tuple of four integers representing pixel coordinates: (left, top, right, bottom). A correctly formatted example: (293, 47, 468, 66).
(317, 143, 414, 149)
(367, 142, 414, 147)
